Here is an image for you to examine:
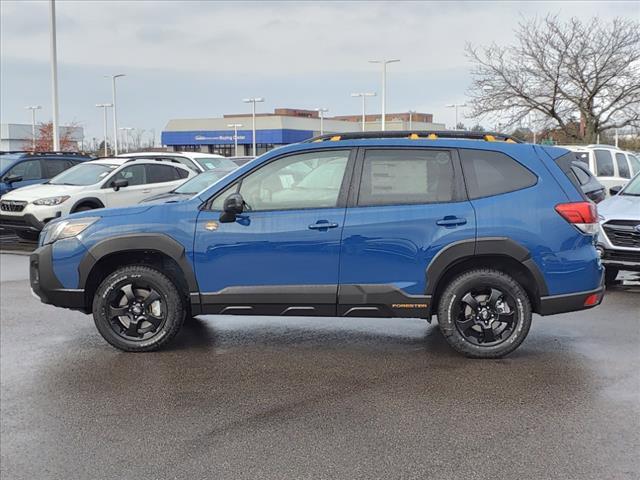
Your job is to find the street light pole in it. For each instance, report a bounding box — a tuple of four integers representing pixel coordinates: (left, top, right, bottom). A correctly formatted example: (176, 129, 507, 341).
(408, 110, 416, 130)
(227, 123, 243, 156)
(49, 0, 60, 150)
(243, 97, 264, 157)
(25, 106, 42, 151)
(106, 74, 125, 155)
(314, 108, 328, 135)
(351, 93, 376, 132)
(445, 103, 467, 130)
(96, 103, 113, 156)
(369, 59, 399, 131)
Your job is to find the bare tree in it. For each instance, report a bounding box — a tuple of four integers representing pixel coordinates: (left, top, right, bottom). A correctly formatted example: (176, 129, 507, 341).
(467, 16, 640, 142)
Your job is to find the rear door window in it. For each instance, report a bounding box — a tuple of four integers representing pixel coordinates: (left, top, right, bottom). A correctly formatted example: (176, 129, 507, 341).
(44, 159, 72, 178)
(594, 150, 614, 177)
(628, 154, 640, 176)
(615, 153, 630, 179)
(357, 149, 455, 206)
(145, 164, 183, 184)
(459, 149, 537, 199)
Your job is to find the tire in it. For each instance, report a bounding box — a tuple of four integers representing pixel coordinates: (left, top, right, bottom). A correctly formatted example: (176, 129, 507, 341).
(15, 231, 39, 242)
(92, 265, 185, 352)
(437, 268, 532, 359)
(604, 267, 619, 286)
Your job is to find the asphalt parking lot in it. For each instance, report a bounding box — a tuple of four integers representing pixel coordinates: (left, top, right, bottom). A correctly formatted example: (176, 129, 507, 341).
(1, 253, 638, 480)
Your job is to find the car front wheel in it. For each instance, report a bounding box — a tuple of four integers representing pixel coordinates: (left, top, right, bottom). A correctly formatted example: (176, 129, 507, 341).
(92, 265, 185, 352)
(437, 269, 532, 358)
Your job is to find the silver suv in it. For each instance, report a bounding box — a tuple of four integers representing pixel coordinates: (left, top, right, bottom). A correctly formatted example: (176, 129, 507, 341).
(597, 172, 640, 284)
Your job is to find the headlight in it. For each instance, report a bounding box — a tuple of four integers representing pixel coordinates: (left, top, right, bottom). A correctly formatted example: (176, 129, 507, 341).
(33, 195, 70, 206)
(41, 217, 100, 245)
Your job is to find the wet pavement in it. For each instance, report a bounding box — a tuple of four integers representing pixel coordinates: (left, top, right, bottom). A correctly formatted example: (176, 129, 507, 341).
(1, 253, 639, 480)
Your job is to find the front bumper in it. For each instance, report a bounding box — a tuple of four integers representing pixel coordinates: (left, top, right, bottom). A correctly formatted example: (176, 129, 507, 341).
(0, 213, 45, 233)
(30, 244, 87, 312)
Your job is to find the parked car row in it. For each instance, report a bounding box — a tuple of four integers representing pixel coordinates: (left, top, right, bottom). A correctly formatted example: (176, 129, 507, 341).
(0, 151, 243, 240)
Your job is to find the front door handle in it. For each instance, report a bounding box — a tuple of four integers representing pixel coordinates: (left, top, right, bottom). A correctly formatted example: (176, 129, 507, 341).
(436, 216, 467, 227)
(308, 221, 339, 230)
(142, 189, 152, 194)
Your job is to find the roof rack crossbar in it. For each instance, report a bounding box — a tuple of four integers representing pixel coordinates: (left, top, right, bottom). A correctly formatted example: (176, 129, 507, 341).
(303, 130, 522, 144)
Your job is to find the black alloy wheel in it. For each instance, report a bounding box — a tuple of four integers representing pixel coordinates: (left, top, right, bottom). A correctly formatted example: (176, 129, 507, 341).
(106, 282, 167, 341)
(454, 287, 516, 346)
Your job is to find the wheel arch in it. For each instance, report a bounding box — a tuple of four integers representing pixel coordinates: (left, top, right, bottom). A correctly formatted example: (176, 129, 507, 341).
(427, 238, 548, 314)
(78, 234, 200, 313)
(70, 197, 104, 213)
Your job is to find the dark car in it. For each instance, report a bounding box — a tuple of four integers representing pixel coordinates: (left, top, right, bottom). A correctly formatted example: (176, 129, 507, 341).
(554, 152, 606, 203)
(0, 151, 92, 197)
(140, 167, 237, 204)
(571, 161, 606, 203)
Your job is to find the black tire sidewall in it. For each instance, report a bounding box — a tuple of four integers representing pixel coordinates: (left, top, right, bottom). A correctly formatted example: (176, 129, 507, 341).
(437, 269, 532, 358)
(93, 265, 184, 352)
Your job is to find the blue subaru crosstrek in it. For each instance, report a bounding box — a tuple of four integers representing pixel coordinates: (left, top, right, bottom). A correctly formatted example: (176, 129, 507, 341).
(29, 131, 604, 358)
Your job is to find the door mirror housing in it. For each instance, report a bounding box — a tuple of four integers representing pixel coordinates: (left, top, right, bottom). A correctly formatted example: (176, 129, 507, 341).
(609, 185, 623, 196)
(112, 178, 129, 191)
(219, 193, 244, 223)
(3, 175, 22, 184)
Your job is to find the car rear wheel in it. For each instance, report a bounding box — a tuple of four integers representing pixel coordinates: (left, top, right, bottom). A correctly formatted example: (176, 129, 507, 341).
(437, 269, 532, 358)
(92, 265, 185, 352)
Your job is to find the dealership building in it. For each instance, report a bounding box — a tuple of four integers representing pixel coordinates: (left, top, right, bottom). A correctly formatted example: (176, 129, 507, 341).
(161, 108, 445, 156)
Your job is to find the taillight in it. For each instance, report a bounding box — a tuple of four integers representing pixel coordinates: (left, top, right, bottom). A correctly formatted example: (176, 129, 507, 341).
(555, 201, 598, 234)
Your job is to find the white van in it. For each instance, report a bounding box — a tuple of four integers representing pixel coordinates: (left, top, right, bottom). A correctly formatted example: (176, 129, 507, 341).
(560, 145, 640, 193)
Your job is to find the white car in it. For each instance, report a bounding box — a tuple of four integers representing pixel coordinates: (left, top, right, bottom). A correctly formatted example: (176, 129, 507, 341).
(0, 157, 195, 240)
(117, 151, 238, 173)
(560, 145, 640, 194)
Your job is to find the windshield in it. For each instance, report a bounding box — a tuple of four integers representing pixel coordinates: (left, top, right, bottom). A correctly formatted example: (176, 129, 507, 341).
(174, 169, 234, 194)
(49, 163, 117, 186)
(621, 174, 640, 196)
(195, 157, 237, 171)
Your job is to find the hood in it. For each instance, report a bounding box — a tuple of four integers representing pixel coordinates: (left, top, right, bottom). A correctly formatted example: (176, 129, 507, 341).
(0, 183, 87, 201)
(598, 194, 640, 222)
(64, 204, 154, 222)
(140, 192, 191, 204)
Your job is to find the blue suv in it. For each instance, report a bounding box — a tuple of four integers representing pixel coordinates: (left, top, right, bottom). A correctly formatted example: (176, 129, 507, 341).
(0, 151, 91, 197)
(29, 132, 604, 357)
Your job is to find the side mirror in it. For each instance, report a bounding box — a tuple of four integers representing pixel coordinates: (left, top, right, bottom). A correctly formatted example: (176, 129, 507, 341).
(609, 185, 622, 196)
(112, 179, 129, 191)
(219, 193, 244, 223)
(3, 175, 22, 184)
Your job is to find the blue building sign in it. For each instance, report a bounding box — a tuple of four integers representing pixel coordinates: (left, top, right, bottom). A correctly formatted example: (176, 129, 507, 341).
(162, 129, 314, 146)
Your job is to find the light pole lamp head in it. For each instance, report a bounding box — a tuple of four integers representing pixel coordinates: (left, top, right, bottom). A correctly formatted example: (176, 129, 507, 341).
(25, 105, 42, 110)
(243, 97, 264, 103)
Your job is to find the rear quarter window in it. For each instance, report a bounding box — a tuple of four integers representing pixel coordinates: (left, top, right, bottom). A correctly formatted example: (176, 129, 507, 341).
(459, 149, 537, 199)
(594, 150, 614, 177)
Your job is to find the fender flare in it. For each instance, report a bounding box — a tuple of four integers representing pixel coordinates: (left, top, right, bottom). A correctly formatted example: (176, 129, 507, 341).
(77, 233, 199, 292)
(425, 237, 548, 297)
(70, 197, 105, 213)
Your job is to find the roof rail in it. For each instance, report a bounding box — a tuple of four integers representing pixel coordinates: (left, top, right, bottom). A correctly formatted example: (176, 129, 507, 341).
(123, 156, 181, 165)
(303, 130, 522, 144)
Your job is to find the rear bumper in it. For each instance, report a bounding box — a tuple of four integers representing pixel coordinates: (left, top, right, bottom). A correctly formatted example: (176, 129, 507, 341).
(538, 283, 605, 316)
(30, 244, 87, 312)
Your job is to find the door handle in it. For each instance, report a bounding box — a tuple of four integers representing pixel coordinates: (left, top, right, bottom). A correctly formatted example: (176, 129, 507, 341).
(142, 189, 152, 194)
(308, 221, 339, 230)
(436, 216, 467, 227)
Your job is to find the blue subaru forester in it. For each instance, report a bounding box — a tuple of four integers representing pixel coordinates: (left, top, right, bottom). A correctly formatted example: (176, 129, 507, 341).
(29, 131, 604, 358)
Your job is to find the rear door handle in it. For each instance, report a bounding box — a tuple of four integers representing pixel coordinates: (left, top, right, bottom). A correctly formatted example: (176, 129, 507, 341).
(142, 189, 152, 194)
(308, 221, 339, 230)
(436, 216, 467, 227)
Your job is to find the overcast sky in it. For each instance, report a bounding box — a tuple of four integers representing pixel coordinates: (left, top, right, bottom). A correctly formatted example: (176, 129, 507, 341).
(1, 0, 638, 142)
